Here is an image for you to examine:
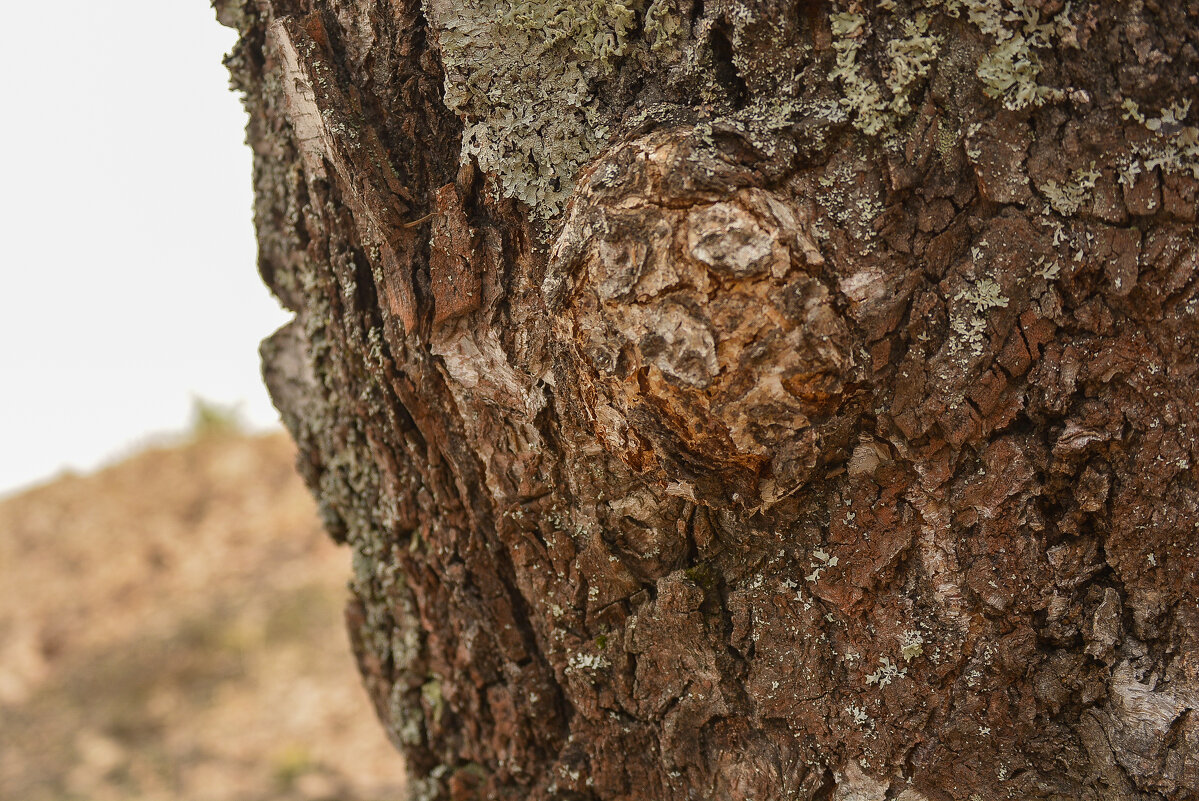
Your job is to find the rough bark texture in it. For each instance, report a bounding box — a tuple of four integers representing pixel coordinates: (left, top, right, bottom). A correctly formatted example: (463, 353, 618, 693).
(215, 0, 1199, 798)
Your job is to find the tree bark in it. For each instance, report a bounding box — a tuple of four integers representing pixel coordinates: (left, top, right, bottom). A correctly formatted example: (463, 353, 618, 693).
(215, 0, 1199, 798)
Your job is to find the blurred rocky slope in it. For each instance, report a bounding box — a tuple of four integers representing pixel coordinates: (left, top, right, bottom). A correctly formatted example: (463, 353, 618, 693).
(0, 431, 406, 801)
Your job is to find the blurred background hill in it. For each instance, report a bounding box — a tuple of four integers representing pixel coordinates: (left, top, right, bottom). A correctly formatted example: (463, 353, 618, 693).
(0, 429, 406, 801)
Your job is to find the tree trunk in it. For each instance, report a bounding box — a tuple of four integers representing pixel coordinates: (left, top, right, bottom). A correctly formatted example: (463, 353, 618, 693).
(215, 0, 1199, 798)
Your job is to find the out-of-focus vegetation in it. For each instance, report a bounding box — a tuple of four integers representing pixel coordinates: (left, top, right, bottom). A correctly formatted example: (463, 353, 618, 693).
(188, 395, 247, 438)
(0, 432, 406, 801)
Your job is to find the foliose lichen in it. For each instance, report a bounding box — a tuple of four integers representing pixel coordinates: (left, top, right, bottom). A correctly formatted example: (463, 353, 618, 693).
(828, 12, 892, 138)
(1039, 162, 1100, 216)
(884, 14, 942, 119)
(644, 0, 685, 53)
(827, 0, 1077, 138)
(426, 0, 644, 217)
(422, 0, 1099, 222)
(865, 655, 906, 687)
(951, 276, 1009, 358)
(900, 630, 925, 662)
(940, 0, 1076, 111)
(1121, 98, 1199, 181)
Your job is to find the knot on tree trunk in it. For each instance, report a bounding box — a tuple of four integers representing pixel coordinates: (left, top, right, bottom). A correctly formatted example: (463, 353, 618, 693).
(545, 128, 860, 508)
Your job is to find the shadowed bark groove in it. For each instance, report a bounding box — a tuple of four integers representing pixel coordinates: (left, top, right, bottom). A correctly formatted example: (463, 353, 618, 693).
(216, 0, 1199, 798)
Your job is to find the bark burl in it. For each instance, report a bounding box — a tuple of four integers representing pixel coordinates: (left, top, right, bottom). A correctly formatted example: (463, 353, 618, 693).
(215, 0, 1199, 798)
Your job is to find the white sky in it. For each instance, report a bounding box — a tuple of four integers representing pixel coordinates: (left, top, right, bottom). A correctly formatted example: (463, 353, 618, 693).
(0, 3, 291, 495)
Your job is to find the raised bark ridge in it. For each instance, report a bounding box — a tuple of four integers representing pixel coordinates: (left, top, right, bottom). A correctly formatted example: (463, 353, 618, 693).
(216, 0, 1199, 798)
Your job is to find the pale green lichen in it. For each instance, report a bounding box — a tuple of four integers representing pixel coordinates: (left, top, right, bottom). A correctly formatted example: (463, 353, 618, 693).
(976, 33, 1052, 110)
(954, 0, 1005, 37)
(1138, 126, 1199, 179)
(866, 656, 906, 686)
(940, 0, 1075, 111)
(1034, 255, 1061, 280)
(424, 0, 1104, 221)
(644, 0, 684, 52)
(692, 95, 846, 161)
(421, 676, 445, 724)
(951, 276, 1009, 358)
(427, 0, 643, 217)
(847, 703, 874, 729)
(1121, 98, 1199, 181)
(900, 630, 925, 662)
(828, 9, 941, 139)
(1121, 98, 1148, 126)
(963, 121, 983, 161)
(885, 14, 941, 118)
(829, 12, 895, 137)
(1039, 162, 1100, 216)
(805, 548, 839, 583)
(957, 276, 1008, 313)
(565, 650, 610, 674)
(815, 154, 884, 253)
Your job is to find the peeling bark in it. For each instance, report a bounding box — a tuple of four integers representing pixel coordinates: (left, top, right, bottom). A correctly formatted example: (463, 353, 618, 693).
(217, 0, 1199, 798)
